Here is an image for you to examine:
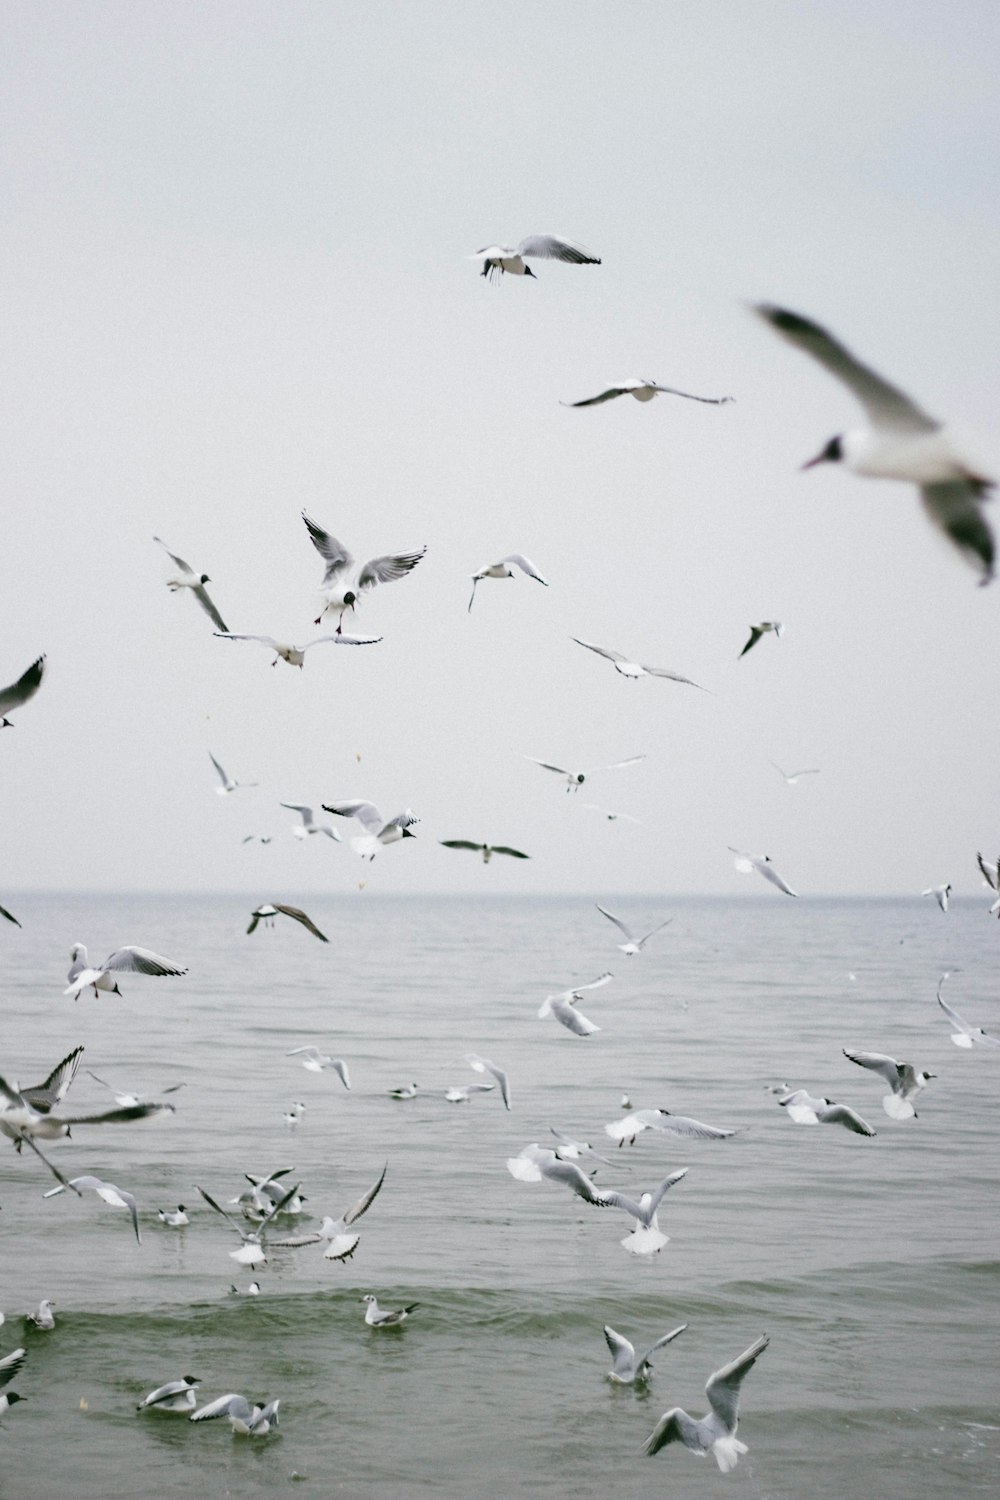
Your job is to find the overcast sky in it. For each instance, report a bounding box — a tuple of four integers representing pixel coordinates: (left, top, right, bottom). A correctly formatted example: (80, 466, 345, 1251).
(2, 0, 999, 898)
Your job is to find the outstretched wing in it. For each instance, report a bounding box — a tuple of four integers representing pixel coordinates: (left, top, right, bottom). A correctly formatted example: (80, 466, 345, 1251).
(356, 547, 427, 591)
(572, 637, 627, 664)
(0, 654, 47, 715)
(102, 947, 188, 977)
(705, 1334, 770, 1429)
(153, 536, 194, 575)
(274, 905, 329, 943)
(516, 235, 601, 265)
(342, 1162, 388, 1226)
(301, 511, 353, 584)
(21, 1045, 84, 1111)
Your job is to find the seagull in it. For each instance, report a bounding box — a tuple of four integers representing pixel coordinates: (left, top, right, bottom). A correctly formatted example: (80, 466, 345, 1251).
(0, 1346, 27, 1405)
(976, 853, 1000, 915)
(137, 1376, 200, 1413)
(937, 972, 1000, 1047)
(505, 1143, 612, 1204)
(572, 638, 706, 688)
(19, 1046, 84, 1114)
(322, 800, 418, 859)
(242, 834, 273, 845)
(44, 1175, 143, 1242)
(213, 630, 382, 667)
(538, 971, 612, 1036)
(595, 904, 672, 956)
(0, 654, 46, 728)
(301, 512, 426, 630)
(388, 1083, 420, 1099)
(157, 1206, 189, 1227)
(548, 1128, 617, 1168)
(755, 303, 995, 582)
(269, 1163, 386, 1261)
(286, 1047, 350, 1088)
(64, 943, 188, 999)
(842, 1049, 935, 1119)
(362, 1294, 418, 1327)
(524, 754, 645, 793)
(597, 1168, 691, 1255)
(922, 883, 951, 912)
(740, 621, 783, 658)
(84, 1071, 185, 1108)
(777, 1088, 876, 1135)
(581, 804, 642, 824)
(196, 1180, 301, 1267)
(247, 904, 329, 942)
(190, 1393, 280, 1435)
(444, 1082, 494, 1103)
(26, 1300, 55, 1330)
(644, 1334, 770, 1472)
(229, 1281, 262, 1296)
(464, 1054, 511, 1110)
(209, 753, 257, 795)
(564, 377, 732, 408)
(604, 1108, 737, 1146)
(604, 1323, 688, 1384)
(471, 234, 600, 282)
(280, 803, 342, 841)
(769, 762, 820, 785)
(1, 1076, 171, 1192)
(282, 1101, 306, 1125)
(440, 840, 529, 864)
(236, 1169, 307, 1220)
(153, 537, 228, 631)
(729, 848, 798, 896)
(468, 554, 548, 612)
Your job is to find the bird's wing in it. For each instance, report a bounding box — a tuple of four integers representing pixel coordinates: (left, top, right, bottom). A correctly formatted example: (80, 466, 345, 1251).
(638, 918, 673, 946)
(323, 799, 383, 831)
(564, 387, 628, 407)
(342, 1162, 388, 1226)
(0, 654, 47, 714)
(301, 633, 383, 649)
(644, 1407, 694, 1456)
(569, 971, 614, 997)
(213, 633, 280, 648)
(0, 901, 21, 925)
(523, 756, 568, 775)
(637, 1324, 689, 1370)
(190, 1393, 252, 1423)
(266, 1232, 323, 1248)
(56, 1101, 174, 1127)
(755, 305, 938, 432)
(755, 859, 798, 897)
(153, 536, 194, 575)
(842, 1049, 901, 1085)
(466, 1055, 510, 1108)
(381, 811, 419, 834)
(273, 905, 328, 942)
(595, 904, 633, 941)
(541, 1156, 610, 1202)
(280, 803, 314, 822)
(301, 511, 354, 583)
(500, 553, 547, 584)
(209, 753, 229, 787)
(192, 584, 228, 632)
(102, 947, 187, 977)
(819, 1103, 877, 1135)
(587, 756, 646, 774)
(246, 910, 264, 935)
(491, 846, 530, 860)
(655, 1114, 736, 1140)
(258, 1180, 304, 1233)
(648, 384, 733, 405)
(919, 481, 994, 584)
(935, 989, 968, 1031)
(550, 998, 599, 1036)
(516, 235, 601, 264)
(976, 853, 1000, 890)
(21, 1045, 84, 1111)
(0, 1348, 26, 1388)
(196, 1186, 246, 1237)
(639, 664, 707, 688)
(740, 626, 764, 657)
(705, 1334, 770, 1429)
(573, 637, 627, 664)
(603, 1325, 636, 1376)
(356, 546, 427, 591)
(440, 840, 484, 852)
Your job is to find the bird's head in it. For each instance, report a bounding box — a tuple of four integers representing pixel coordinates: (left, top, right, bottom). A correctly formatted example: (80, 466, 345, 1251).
(344, 591, 357, 609)
(524, 264, 536, 278)
(402, 826, 416, 839)
(5, 1393, 25, 1406)
(802, 435, 843, 469)
(199, 573, 211, 584)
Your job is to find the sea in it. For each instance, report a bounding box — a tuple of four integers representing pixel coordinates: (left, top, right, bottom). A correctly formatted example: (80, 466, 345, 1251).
(1, 892, 998, 1499)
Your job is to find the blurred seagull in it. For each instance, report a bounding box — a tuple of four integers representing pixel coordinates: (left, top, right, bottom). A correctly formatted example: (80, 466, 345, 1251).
(322, 800, 418, 859)
(302, 511, 426, 630)
(242, 834, 273, 845)
(538, 972, 612, 1037)
(286, 1047, 350, 1088)
(976, 853, 1000, 914)
(247, 904, 328, 942)
(755, 304, 994, 582)
(196, 1180, 301, 1267)
(388, 1083, 420, 1099)
(214, 630, 382, 667)
(280, 803, 341, 841)
(138, 1376, 200, 1413)
(471, 234, 600, 282)
(269, 1163, 386, 1261)
(548, 1127, 617, 1168)
(600, 1168, 690, 1256)
(65, 943, 188, 1000)
(362, 1294, 419, 1327)
(464, 1054, 511, 1109)
(85, 1071, 184, 1108)
(25, 1300, 55, 1330)
(157, 1206, 189, 1227)
(209, 753, 257, 795)
(922, 883, 951, 912)
(1, 901, 21, 925)
(572, 638, 706, 688)
(581, 804, 641, 824)
(644, 1333, 770, 1472)
(842, 1049, 935, 1119)
(444, 1082, 495, 1103)
(0, 654, 46, 728)
(282, 1101, 306, 1125)
(936, 972, 1000, 1047)
(770, 762, 820, 785)
(190, 1393, 280, 1435)
(564, 377, 732, 408)
(154, 537, 228, 632)
(777, 1088, 876, 1135)
(604, 1323, 688, 1385)
(440, 840, 529, 864)
(604, 1108, 737, 1146)
(19, 1046, 83, 1114)
(505, 1144, 612, 1204)
(729, 848, 798, 897)
(523, 754, 645, 793)
(44, 1174, 143, 1242)
(595, 904, 672, 956)
(468, 554, 548, 612)
(0, 1345, 27, 1406)
(740, 621, 783, 658)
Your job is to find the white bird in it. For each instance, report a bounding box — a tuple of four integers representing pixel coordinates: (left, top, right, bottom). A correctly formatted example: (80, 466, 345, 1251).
(322, 800, 418, 859)
(564, 377, 732, 409)
(247, 904, 328, 942)
(598, 1168, 691, 1256)
(604, 1323, 688, 1384)
(769, 761, 820, 785)
(157, 1205, 189, 1227)
(843, 1049, 935, 1119)
(524, 754, 645, 793)
(604, 1107, 737, 1147)
(0, 1346, 27, 1410)
(280, 803, 342, 841)
(922, 883, 951, 912)
(25, 1299, 55, 1330)
(729, 848, 798, 897)
(43, 1175, 143, 1242)
(209, 753, 256, 795)
(196, 1180, 301, 1267)
(362, 1294, 418, 1327)
(64, 943, 188, 1000)
(153, 537, 228, 632)
(468, 554, 548, 612)
(471, 234, 600, 282)
(137, 1376, 200, 1413)
(0, 654, 46, 728)
(269, 1163, 386, 1261)
(936, 972, 1000, 1047)
(213, 630, 382, 667)
(282, 1101, 306, 1125)
(538, 971, 612, 1037)
(505, 1144, 613, 1203)
(464, 1054, 511, 1110)
(644, 1334, 770, 1472)
(443, 1082, 495, 1103)
(976, 853, 1000, 915)
(439, 839, 529, 864)
(286, 1047, 350, 1088)
(302, 512, 426, 630)
(755, 303, 994, 582)
(572, 638, 706, 689)
(190, 1393, 280, 1435)
(740, 621, 783, 657)
(84, 1070, 185, 1108)
(777, 1088, 876, 1136)
(548, 1128, 617, 1168)
(594, 904, 672, 956)
(388, 1083, 420, 1099)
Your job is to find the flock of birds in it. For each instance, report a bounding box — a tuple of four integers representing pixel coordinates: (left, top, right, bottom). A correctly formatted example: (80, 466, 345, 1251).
(2, 236, 998, 1473)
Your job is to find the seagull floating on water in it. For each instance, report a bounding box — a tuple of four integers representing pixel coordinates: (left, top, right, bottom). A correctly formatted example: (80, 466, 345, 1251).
(64, 943, 188, 1000)
(388, 1083, 420, 1099)
(137, 1376, 200, 1413)
(247, 904, 329, 942)
(740, 621, 783, 658)
(153, 537, 228, 632)
(362, 1294, 419, 1327)
(25, 1299, 55, 1331)
(538, 972, 612, 1036)
(213, 630, 382, 667)
(842, 1049, 935, 1119)
(604, 1322, 688, 1384)
(471, 234, 600, 282)
(524, 754, 645, 793)
(572, 638, 706, 688)
(0, 654, 46, 728)
(157, 1205, 189, 1227)
(936, 972, 1000, 1047)
(595, 904, 672, 956)
(729, 848, 798, 897)
(644, 1333, 770, 1472)
(301, 512, 426, 631)
(468, 554, 548, 612)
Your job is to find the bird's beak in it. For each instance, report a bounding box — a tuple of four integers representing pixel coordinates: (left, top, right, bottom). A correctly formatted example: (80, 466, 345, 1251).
(800, 451, 827, 470)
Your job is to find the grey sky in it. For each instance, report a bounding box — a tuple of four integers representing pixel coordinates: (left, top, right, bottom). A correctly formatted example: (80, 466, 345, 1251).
(2, 1, 998, 896)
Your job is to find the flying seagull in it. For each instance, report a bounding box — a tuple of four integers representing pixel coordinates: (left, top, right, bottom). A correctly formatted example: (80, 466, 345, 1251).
(269, 1163, 386, 1261)
(322, 800, 418, 859)
(209, 753, 257, 795)
(213, 630, 382, 667)
(280, 803, 341, 841)
(922, 883, 951, 912)
(842, 1048, 935, 1119)
(19, 1046, 84, 1114)
(595, 904, 671, 956)
(464, 1053, 511, 1110)
(468, 554, 548, 612)
(471, 234, 600, 282)
(740, 621, 783, 658)
(976, 853, 1000, 915)
(523, 754, 645, 793)
(65, 943, 188, 999)
(286, 1047, 350, 1088)
(0, 654, 46, 728)
(154, 537, 228, 632)
(777, 1088, 876, 1135)
(196, 1179, 302, 1267)
(936, 971, 1000, 1047)
(604, 1107, 737, 1146)
(770, 762, 820, 785)
(301, 511, 426, 630)
(43, 1174, 143, 1243)
(247, 904, 328, 942)
(644, 1334, 770, 1472)
(440, 840, 529, 864)
(604, 1323, 689, 1385)
(597, 1168, 691, 1256)
(572, 638, 706, 688)
(755, 303, 995, 582)
(729, 848, 798, 896)
(564, 377, 732, 408)
(538, 972, 612, 1037)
